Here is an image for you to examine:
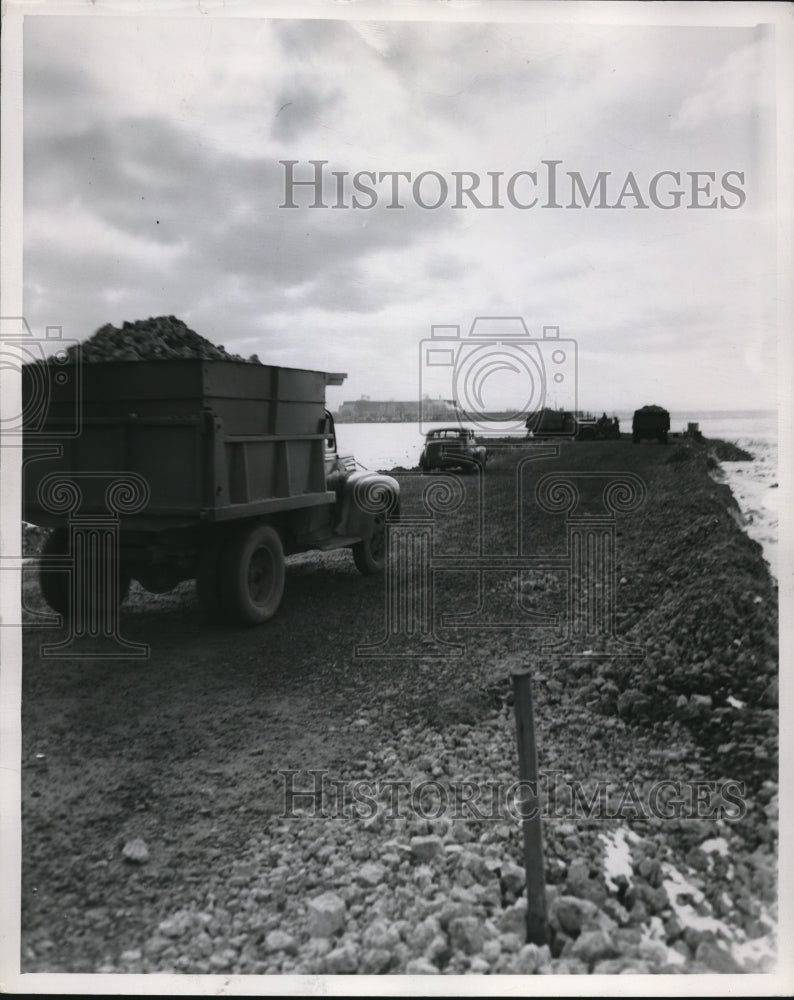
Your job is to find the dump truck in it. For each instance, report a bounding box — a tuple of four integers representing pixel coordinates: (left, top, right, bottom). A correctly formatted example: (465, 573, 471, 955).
(632, 404, 670, 444)
(525, 408, 576, 437)
(22, 359, 399, 625)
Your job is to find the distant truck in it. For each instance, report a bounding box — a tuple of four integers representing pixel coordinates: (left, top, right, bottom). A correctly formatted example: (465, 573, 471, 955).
(632, 404, 670, 444)
(525, 408, 575, 436)
(23, 359, 399, 625)
(525, 409, 620, 440)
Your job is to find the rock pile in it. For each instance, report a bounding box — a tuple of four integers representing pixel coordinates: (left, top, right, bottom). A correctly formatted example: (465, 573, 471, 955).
(104, 713, 775, 976)
(58, 316, 261, 364)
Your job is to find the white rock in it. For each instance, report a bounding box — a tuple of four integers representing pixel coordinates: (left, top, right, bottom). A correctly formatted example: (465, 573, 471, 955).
(498, 898, 527, 935)
(448, 915, 485, 955)
(357, 861, 386, 887)
(324, 943, 359, 974)
(500, 932, 523, 953)
(408, 915, 441, 951)
(121, 837, 149, 863)
(501, 860, 526, 894)
(306, 891, 347, 937)
(482, 938, 501, 963)
(264, 929, 297, 954)
(511, 943, 543, 974)
(157, 910, 193, 938)
(405, 957, 439, 975)
(363, 918, 401, 950)
(304, 937, 332, 958)
(410, 835, 444, 862)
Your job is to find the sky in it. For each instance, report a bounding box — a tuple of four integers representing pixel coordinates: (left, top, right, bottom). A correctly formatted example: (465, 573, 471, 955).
(19, 5, 784, 414)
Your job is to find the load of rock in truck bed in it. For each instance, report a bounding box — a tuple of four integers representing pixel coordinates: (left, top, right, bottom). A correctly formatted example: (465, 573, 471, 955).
(58, 316, 262, 364)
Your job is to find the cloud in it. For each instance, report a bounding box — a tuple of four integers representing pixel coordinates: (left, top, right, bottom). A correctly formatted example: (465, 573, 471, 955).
(675, 32, 774, 131)
(18, 14, 780, 410)
(24, 103, 466, 335)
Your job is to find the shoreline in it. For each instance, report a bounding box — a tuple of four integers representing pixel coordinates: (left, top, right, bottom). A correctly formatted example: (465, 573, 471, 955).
(379, 434, 777, 581)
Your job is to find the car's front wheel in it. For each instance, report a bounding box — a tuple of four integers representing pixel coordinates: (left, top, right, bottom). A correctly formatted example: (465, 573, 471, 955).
(352, 513, 387, 574)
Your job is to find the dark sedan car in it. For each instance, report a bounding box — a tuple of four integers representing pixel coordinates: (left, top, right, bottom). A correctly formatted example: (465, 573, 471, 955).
(419, 427, 487, 472)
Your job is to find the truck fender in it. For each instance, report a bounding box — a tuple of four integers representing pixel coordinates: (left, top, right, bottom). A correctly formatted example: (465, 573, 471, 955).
(338, 470, 400, 539)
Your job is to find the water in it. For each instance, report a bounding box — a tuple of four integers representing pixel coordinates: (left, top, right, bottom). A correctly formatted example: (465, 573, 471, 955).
(692, 414, 778, 581)
(334, 410, 778, 580)
(675, 412, 777, 580)
(334, 420, 472, 473)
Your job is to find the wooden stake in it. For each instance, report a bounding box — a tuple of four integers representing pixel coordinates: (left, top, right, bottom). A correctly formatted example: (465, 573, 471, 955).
(511, 667, 549, 946)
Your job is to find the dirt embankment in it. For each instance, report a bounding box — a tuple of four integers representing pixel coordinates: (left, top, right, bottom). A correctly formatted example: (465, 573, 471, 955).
(19, 437, 778, 975)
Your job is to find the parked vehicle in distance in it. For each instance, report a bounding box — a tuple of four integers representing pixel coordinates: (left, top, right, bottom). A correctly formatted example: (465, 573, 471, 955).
(419, 427, 487, 472)
(632, 404, 670, 444)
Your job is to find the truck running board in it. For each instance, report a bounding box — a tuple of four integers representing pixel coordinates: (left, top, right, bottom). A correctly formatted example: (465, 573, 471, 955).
(313, 536, 361, 551)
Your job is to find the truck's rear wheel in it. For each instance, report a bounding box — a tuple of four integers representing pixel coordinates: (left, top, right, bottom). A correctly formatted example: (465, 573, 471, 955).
(221, 523, 285, 625)
(39, 527, 69, 616)
(352, 513, 387, 575)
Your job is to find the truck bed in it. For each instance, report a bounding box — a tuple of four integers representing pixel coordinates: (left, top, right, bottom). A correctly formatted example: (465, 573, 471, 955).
(22, 359, 342, 529)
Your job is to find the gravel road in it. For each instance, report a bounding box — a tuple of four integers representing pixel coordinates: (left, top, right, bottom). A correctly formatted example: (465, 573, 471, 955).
(19, 438, 778, 977)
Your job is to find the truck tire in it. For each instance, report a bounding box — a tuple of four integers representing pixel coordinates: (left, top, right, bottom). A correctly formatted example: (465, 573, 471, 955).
(221, 523, 285, 625)
(39, 526, 131, 618)
(352, 513, 387, 575)
(39, 527, 69, 616)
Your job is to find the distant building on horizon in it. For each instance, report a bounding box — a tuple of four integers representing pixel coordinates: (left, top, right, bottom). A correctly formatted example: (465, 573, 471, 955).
(334, 398, 458, 422)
